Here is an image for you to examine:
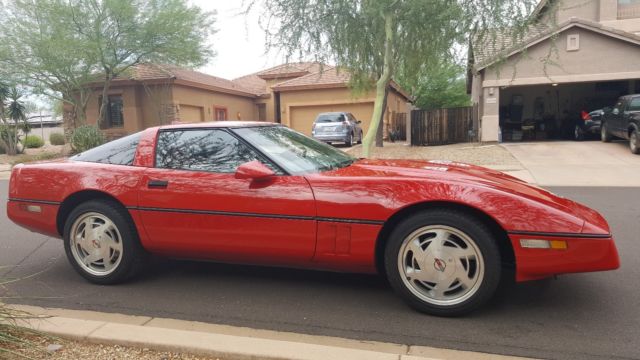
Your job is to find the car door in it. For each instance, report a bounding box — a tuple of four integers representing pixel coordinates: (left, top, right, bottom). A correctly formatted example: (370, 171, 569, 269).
(610, 98, 626, 137)
(137, 128, 317, 267)
(347, 113, 360, 137)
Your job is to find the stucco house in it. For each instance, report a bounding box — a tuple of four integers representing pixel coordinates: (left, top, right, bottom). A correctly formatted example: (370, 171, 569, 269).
(469, 0, 640, 142)
(79, 62, 411, 139)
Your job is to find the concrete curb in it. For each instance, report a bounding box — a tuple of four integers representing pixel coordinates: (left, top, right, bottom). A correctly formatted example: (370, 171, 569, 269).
(9, 305, 532, 360)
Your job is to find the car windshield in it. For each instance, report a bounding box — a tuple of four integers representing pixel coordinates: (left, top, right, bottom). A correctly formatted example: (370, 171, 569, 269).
(233, 126, 356, 175)
(315, 114, 345, 123)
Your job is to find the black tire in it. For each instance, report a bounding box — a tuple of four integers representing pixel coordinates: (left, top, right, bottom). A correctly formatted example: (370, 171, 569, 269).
(601, 122, 612, 142)
(573, 125, 584, 141)
(630, 129, 640, 154)
(345, 133, 353, 147)
(63, 199, 147, 284)
(384, 209, 501, 316)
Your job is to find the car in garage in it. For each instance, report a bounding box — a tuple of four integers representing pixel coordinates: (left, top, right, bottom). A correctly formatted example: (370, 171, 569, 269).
(311, 112, 363, 146)
(574, 109, 603, 141)
(6, 122, 620, 316)
(601, 94, 640, 154)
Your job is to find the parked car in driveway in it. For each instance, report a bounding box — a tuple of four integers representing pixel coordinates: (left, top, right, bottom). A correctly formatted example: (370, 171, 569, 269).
(311, 112, 363, 146)
(574, 109, 603, 141)
(7, 122, 620, 316)
(601, 94, 640, 154)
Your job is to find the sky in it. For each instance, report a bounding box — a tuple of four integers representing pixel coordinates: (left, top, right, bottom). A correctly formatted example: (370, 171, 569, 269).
(190, 0, 283, 79)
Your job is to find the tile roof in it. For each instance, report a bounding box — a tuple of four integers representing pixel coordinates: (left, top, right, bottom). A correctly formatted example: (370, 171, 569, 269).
(256, 62, 325, 79)
(473, 18, 640, 71)
(273, 67, 412, 100)
(272, 66, 350, 90)
(118, 63, 259, 97)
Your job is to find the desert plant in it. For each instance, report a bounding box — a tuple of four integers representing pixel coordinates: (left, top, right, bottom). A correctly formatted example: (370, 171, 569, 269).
(70, 125, 104, 153)
(23, 135, 44, 149)
(49, 132, 66, 146)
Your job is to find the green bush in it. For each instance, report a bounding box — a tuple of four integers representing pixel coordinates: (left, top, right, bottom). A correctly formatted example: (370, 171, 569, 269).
(49, 132, 66, 145)
(23, 135, 45, 149)
(71, 125, 105, 153)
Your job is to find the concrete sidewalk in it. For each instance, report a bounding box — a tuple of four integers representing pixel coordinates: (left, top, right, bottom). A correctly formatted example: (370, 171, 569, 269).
(0, 164, 10, 180)
(10, 305, 532, 360)
(502, 140, 640, 187)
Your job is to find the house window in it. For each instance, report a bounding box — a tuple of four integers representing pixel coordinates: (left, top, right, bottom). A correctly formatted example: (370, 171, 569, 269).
(257, 104, 267, 121)
(214, 106, 228, 121)
(99, 95, 124, 129)
(618, 0, 640, 19)
(566, 34, 579, 51)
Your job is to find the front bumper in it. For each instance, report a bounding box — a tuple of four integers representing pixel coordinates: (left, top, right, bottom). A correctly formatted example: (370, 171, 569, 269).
(509, 232, 620, 282)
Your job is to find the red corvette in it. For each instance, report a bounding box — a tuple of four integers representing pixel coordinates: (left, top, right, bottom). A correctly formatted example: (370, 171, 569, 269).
(7, 122, 620, 316)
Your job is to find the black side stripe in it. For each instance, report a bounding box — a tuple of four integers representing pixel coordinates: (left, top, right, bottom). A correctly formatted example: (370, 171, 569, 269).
(508, 231, 611, 239)
(8, 198, 61, 205)
(128, 206, 384, 225)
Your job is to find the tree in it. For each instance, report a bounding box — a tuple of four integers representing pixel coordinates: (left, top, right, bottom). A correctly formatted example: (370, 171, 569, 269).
(404, 61, 471, 110)
(245, 0, 537, 156)
(0, 0, 215, 128)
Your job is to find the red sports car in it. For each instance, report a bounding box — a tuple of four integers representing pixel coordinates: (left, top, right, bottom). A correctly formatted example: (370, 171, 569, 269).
(6, 122, 620, 316)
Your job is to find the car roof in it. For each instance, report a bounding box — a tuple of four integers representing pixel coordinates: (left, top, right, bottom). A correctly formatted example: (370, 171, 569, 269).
(317, 112, 347, 116)
(157, 121, 280, 131)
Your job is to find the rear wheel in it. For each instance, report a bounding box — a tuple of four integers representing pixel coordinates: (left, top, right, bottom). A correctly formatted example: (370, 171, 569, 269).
(630, 130, 640, 154)
(64, 200, 146, 284)
(384, 210, 501, 316)
(601, 122, 612, 142)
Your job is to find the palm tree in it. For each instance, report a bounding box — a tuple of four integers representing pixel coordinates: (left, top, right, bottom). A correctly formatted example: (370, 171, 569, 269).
(2, 87, 26, 155)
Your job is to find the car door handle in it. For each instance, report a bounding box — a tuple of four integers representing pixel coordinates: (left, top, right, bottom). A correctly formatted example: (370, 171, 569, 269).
(148, 180, 169, 189)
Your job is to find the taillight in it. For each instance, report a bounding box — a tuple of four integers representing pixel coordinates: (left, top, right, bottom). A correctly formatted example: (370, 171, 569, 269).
(342, 120, 349, 130)
(581, 111, 591, 121)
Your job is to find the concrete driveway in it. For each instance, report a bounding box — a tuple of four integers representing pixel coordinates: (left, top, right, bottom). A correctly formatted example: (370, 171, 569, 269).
(502, 140, 640, 187)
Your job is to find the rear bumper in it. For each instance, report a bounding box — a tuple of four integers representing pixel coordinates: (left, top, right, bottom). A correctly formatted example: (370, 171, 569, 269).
(6, 199, 61, 238)
(312, 134, 349, 142)
(509, 232, 620, 282)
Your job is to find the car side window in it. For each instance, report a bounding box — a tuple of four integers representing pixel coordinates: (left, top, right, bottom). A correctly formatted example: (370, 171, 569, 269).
(628, 97, 640, 111)
(347, 113, 356, 123)
(156, 129, 261, 173)
(71, 132, 141, 166)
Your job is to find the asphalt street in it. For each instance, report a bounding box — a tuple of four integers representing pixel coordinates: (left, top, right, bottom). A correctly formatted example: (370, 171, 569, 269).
(1, 180, 638, 360)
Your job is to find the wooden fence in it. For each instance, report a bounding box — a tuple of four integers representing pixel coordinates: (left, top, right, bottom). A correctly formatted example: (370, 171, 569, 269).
(410, 106, 477, 146)
(389, 112, 407, 141)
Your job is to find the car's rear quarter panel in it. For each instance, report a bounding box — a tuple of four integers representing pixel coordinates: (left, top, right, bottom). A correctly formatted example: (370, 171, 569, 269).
(7, 161, 145, 238)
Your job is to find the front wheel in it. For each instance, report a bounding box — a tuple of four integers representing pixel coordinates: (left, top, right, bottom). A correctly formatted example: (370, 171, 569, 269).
(574, 125, 584, 141)
(345, 133, 353, 147)
(630, 130, 640, 154)
(64, 200, 147, 284)
(601, 122, 612, 142)
(384, 210, 501, 316)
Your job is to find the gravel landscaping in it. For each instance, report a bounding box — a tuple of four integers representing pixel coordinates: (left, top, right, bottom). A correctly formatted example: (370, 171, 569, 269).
(345, 141, 523, 168)
(2, 328, 224, 360)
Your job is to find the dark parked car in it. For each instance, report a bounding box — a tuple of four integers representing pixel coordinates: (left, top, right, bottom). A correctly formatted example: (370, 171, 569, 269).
(601, 95, 640, 154)
(311, 112, 363, 146)
(574, 109, 603, 141)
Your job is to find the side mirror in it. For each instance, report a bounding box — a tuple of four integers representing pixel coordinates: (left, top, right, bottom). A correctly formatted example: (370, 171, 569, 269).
(235, 160, 275, 181)
(356, 120, 362, 124)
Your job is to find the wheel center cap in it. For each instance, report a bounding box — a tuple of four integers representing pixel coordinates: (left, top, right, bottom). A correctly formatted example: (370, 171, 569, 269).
(433, 258, 447, 272)
(92, 239, 101, 248)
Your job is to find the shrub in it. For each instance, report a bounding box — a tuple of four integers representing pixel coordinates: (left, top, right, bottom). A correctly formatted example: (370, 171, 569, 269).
(70, 125, 105, 153)
(23, 135, 45, 149)
(49, 132, 66, 145)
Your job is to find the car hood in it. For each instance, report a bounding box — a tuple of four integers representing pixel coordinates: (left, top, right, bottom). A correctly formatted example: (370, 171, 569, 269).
(319, 158, 609, 234)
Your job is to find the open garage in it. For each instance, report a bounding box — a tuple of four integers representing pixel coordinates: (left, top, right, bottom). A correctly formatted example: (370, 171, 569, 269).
(498, 79, 639, 141)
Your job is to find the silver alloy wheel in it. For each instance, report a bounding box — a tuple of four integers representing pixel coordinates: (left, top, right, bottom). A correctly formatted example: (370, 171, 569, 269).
(631, 131, 638, 153)
(397, 225, 484, 306)
(574, 126, 581, 140)
(69, 212, 123, 276)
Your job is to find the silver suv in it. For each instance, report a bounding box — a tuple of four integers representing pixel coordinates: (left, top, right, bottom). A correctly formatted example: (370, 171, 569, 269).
(311, 112, 363, 146)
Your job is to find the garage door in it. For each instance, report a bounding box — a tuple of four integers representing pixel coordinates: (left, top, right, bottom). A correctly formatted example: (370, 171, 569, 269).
(179, 105, 204, 123)
(289, 103, 374, 136)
